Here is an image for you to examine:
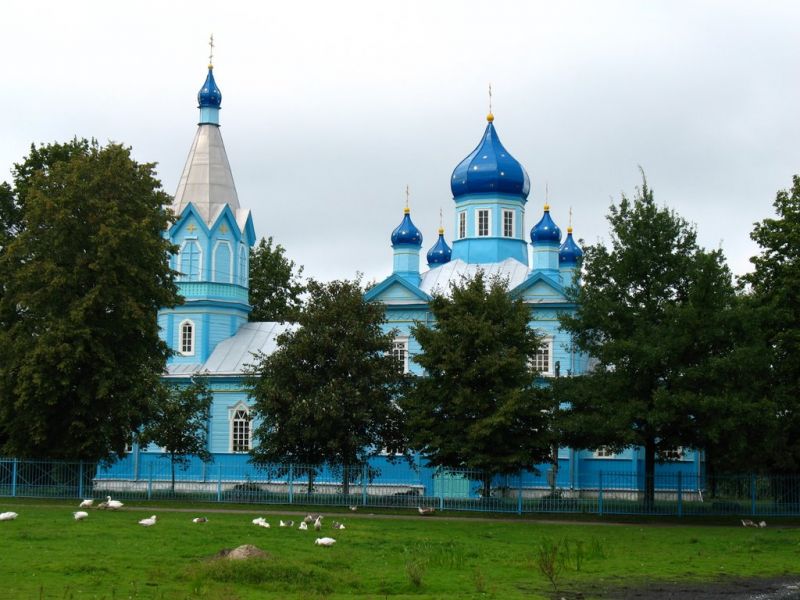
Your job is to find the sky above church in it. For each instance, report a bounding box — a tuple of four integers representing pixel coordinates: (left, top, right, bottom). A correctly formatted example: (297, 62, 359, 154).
(4, 1, 799, 283)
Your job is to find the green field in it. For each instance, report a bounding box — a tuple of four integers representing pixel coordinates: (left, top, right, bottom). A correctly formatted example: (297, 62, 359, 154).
(0, 500, 798, 599)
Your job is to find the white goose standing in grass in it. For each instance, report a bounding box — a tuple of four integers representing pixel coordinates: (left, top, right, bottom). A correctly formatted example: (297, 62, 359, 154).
(314, 537, 336, 547)
(0, 511, 18, 521)
(314, 516, 323, 531)
(79, 499, 94, 509)
(73, 511, 89, 521)
(138, 515, 157, 527)
(106, 496, 124, 510)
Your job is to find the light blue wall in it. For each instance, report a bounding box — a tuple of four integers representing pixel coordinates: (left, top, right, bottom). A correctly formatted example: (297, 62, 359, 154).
(392, 244, 421, 285)
(451, 194, 528, 264)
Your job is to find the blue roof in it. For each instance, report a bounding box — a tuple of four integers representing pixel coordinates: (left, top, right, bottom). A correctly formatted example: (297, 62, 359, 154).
(531, 206, 562, 244)
(559, 230, 583, 265)
(198, 67, 222, 108)
(450, 120, 530, 199)
(391, 209, 423, 246)
(426, 229, 452, 265)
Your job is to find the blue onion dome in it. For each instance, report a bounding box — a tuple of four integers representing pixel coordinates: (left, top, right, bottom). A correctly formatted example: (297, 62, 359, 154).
(427, 227, 452, 265)
(391, 208, 423, 246)
(559, 227, 583, 265)
(530, 203, 562, 244)
(450, 114, 530, 199)
(197, 67, 222, 108)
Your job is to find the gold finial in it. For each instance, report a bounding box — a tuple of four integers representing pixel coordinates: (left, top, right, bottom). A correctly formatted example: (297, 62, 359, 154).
(208, 34, 215, 69)
(487, 83, 494, 122)
(568, 206, 573, 233)
(404, 185, 410, 214)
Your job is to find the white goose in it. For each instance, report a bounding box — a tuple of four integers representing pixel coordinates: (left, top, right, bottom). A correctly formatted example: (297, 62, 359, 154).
(106, 496, 124, 510)
(79, 499, 94, 509)
(192, 517, 208, 523)
(252, 517, 267, 526)
(138, 515, 157, 527)
(73, 511, 89, 521)
(314, 516, 323, 531)
(314, 537, 336, 546)
(299, 521, 308, 530)
(0, 511, 18, 521)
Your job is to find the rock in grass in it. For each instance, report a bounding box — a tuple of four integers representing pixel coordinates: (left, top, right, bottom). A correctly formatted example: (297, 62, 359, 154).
(216, 545, 270, 560)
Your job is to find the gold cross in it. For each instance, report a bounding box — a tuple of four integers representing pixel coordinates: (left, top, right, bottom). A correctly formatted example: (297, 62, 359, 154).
(187, 223, 197, 233)
(208, 34, 215, 67)
(220, 223, 228, 234)
(569, 206, 573, 229)
(439, 207, 443, 228)
(405, 185, 410, 209)
(488, 83, 492, 114)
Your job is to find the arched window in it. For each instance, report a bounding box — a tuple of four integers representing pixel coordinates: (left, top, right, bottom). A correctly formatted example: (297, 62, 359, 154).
(179, 240, 202, 281)
(230, 404, 251, 452)
(238, 244, 248, 287)
(179, 319, 195, 356)
(213, 240, 233, 283)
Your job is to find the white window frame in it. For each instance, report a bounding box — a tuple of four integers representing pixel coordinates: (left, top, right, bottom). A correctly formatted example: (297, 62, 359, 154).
(178, 239, 203, 282)
(229, 403, 252, 453)
(212, 240, 234, 283)
(593, 446, 616, 458)
(476, 209, 491, 237)
(502, 209, 515, 238)
(458, 211, 466, 239)
(661, 447, 686, 461)
(531, 336, 553, 376)
(238, 243, 248, 286)
(179, 319, 195, 356)
(392, 337, 409, 374)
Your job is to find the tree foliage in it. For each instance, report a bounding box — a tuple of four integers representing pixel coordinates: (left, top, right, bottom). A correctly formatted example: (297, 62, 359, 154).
(138, 378, 213, 492)
(0, 139, 179, 460)
(248, 236, 304, 322)
(248, 278, 406, 493)
(558, 175, 736, 503)
(402, 271, 552, 497)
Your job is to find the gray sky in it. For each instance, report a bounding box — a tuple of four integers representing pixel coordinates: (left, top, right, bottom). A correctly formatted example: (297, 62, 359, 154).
(4, 1, 799, 282)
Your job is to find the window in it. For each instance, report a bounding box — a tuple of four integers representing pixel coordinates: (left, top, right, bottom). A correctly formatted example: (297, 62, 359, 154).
(213, 240, 233, 283)
(503, 209, 514, 237)
(531, 338, 552, 375)
(661, 447, 684, 461)
(179, 240, 202, 281)
(179, 320, 195, 356)
(477, 209, 490, 237)
(238, 244, 248, 286)
(594, 447, 616, 458)
(392, 338, 409, 373)
(231, 405, 251, 452)
(458, 212, 466, 239)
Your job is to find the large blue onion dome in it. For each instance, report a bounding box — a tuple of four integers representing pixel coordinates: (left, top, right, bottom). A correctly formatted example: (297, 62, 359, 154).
(198, 67, 222, 108)
(450, 115, 530, 199)
(531, 204, 562, 244)
(559, 227, 583, 265)
(426, 227, 452, 265)
(391, 208, 423, 246)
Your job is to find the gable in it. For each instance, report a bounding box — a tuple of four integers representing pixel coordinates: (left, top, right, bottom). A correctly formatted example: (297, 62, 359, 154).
(511, 272, 569, 304)
(364, 274, 431, 305)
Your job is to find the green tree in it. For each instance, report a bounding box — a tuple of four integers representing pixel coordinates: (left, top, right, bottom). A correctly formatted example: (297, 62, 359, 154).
(0, 139, 179, 461)
(737, 175, 800, 473)
(138, 378, 213, 493)
(558, 176, 737, 506)
(248, 236, 304, 322)
(248, 278, 406, 494)
(402, 271, 552, 498)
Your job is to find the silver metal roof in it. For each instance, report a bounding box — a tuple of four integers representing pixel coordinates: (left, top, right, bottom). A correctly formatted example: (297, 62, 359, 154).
(166, 321, 294, 377)
(172, 124, 242, 225)
(419, 258, 531, 297)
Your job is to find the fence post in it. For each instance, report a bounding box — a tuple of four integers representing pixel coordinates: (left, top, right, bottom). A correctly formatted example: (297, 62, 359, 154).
(78, 461, 84, 499)
(598, 470, 603, 516)
(677, 471, 683, 518)
(11, 458, 18, 497)
(517, 473, 523, 515)
(216, 465, 222, 502)
(750, 473, 757, 516)
(438, 471, 444, 511)
(361, 463, 368, 507)
(288, 465, 294, 505)
(147, 462, 153, 500)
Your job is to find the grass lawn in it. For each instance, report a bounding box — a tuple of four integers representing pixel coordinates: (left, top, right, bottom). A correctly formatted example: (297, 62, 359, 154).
(0, 500, 798, 599)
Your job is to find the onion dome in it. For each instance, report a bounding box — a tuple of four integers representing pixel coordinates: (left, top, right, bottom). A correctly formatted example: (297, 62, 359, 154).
(391, 207, 423, 246)
(198, 67, 222, 108)
(427, 227, 452, 265)
(530, 204, 562, 244)
(559, 227, 583, 265)
(451, 116, 530, 199)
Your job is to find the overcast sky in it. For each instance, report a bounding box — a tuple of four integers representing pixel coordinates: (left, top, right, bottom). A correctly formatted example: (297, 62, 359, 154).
(4, 1, 799, 283)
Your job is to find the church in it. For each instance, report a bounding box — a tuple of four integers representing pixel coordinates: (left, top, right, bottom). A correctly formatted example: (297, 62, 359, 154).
(109, 59, 703, 497)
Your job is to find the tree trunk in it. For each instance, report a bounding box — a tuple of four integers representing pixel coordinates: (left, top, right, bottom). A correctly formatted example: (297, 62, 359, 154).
(342, 465, 350, 496)
(482, 474, 492, 500)
(550, 441, 559, 496)
(170, 454, 176, 496)
(306, 471, 315, 495)
(644, 437, 656, 510)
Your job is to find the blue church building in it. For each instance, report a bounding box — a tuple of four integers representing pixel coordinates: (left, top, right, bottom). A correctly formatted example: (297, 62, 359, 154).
(111, 60, 703, 499)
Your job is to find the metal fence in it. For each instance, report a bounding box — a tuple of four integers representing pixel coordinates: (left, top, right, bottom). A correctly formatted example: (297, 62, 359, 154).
(1, 456, 799, 517)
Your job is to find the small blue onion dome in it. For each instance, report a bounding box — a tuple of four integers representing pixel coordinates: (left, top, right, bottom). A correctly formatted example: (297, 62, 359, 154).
(197, 67, 222, 108)
(391, 208, 423, 246)
(427, 227, 452, 265)
(559, 227, 583, 265)
(531, 204, 562, 244)
(450, 115, 530, 199)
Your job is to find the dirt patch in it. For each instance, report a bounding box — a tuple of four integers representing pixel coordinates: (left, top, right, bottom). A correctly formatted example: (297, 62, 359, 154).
(559, 576, 800, 599)
(212, 544, 271, 561)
